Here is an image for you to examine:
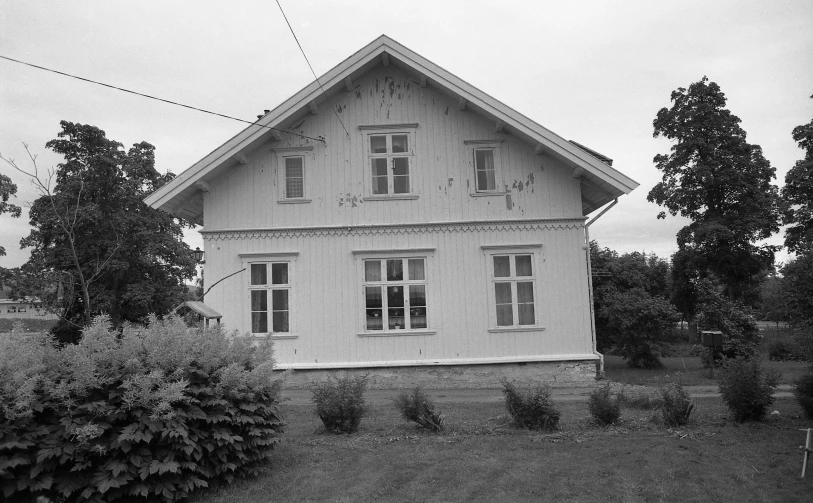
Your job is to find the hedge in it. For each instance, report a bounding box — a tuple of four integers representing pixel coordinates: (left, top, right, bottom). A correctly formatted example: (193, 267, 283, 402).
(0, 316, 284, 502)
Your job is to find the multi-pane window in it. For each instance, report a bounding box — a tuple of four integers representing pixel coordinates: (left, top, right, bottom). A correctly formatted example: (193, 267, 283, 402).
(369, 133, 411, 195)
(363, 257, 427, 331)
(474, 149, 496, 192)
(283, 156, 305, 199)
(249, 262, 291, 334)
(491, 254, 536, 327)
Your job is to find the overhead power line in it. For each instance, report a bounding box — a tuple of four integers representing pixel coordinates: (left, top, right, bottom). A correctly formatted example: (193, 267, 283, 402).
(0, 54, 325, 144)
(275, 0, 350, 137)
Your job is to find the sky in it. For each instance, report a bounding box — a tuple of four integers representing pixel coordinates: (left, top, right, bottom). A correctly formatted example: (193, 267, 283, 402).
(1, 0, 811, 271)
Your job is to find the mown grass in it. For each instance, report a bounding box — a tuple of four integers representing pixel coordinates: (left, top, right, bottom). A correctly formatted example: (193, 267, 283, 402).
(190, 390, 813, 503)
(604, 354, 811, 387)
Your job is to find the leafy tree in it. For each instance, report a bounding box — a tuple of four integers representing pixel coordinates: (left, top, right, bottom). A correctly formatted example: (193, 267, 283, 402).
(0, 172, 22, 257)
(1, 121, 196, 342)
(590, 242, 680, 368)
(648, 77, 782, 302)
(782, 96, 813, 253)
(779, 253, 813, 328)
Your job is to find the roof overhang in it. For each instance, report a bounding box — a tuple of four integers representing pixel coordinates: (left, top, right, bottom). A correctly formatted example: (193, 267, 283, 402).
(145, 35, 639, 223)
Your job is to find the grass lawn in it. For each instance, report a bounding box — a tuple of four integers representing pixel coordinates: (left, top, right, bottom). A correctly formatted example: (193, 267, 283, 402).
(604, 354, 812, 387)
(191, 389, 813, 503)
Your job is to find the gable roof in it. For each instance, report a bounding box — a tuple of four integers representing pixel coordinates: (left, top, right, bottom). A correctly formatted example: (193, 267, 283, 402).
(145, 35, 638, 223)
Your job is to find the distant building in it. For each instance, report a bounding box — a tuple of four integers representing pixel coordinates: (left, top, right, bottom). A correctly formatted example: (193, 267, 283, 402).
(0, 286, 58, 320)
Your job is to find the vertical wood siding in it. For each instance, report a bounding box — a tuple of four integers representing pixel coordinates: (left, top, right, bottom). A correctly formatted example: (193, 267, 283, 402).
(204, 223, 593, 366)
(205, 64, 582, 231)
(199, 62, 595, 367)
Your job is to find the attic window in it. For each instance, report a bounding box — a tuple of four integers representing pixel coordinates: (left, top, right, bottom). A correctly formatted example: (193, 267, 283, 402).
(364, 130, 415, 197)
(474, 149, 496, 192)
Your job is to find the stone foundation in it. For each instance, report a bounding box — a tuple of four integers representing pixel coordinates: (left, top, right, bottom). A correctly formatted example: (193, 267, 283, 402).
(276, 360, 598, 389)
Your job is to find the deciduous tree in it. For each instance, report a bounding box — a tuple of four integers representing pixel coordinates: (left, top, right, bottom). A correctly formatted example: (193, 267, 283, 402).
(1, 121, 197, 342)
(648, 77, 782, 302)
(782, 96, 813, 253)
(0, 173, 22, 257)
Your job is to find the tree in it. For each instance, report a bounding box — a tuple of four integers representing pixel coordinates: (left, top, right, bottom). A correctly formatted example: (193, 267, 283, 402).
(779, 253, 813, 328)
(782, 96, 813, 253)
(0, 173, 22, 257)
(591, 242, 680, 368)
(0, 121, 197, 342)
(648, 77, 782, 302)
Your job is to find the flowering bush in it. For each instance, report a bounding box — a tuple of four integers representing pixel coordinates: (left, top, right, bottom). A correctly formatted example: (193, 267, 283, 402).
(0, 316, 284, 502)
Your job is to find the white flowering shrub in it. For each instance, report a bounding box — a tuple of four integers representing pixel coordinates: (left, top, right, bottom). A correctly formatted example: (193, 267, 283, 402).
(0, 316, 284, 502)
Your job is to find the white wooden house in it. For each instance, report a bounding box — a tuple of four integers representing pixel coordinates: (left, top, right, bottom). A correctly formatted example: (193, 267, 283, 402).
(145, 36, 638, 380)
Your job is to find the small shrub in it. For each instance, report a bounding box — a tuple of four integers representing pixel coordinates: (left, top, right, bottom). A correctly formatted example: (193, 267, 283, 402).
(767, 340, 805, 361)
(394, 386, 444, 432)
(588, 384, 621, 426)
(793, 368, 813, 420)
(718, 358, 780, 422)
(501, 379, 560, 431)
(660, 382, 695, 426)
(312, 373, 368, 433)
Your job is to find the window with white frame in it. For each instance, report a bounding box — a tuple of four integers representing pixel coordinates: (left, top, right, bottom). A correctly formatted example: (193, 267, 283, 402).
(368, 133, 413, 195)
(363, 257, 428, 331)
(474, 148, 497, 192)
(489, 253, 537, 327)
(283, 156, 305, 199)
(249, 261, 291, 334)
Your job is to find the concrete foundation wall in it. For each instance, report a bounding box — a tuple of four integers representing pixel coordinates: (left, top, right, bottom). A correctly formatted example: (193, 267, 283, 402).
(277, 360, 598, 389)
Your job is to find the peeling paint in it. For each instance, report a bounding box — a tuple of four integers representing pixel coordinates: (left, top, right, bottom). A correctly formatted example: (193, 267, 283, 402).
(466, 179, 470, 190)
(448, 178, 453, 187)
(355, 90, 362, 99)
(517, 181, 524, 192)
(444, 106, 449, 115)
(375, 79, 379, 94)
(529, 172, 535, 184)
(388, 80, 396, 98)
(505, 193, 512, 210)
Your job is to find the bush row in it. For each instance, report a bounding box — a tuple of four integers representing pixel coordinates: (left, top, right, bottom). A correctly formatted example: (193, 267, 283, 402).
(0, 317, 284, 503)
(313, 360, 813, 433)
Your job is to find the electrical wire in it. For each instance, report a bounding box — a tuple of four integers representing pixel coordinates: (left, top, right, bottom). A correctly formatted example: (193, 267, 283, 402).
(274, 0, 351, 137)
(0, 54, 326, 144)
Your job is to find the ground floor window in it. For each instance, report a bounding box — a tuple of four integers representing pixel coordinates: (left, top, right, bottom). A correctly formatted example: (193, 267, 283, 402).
(249, 261, 291, 334)
(487, 251, 537, 327)
(363, 257, 428, 331)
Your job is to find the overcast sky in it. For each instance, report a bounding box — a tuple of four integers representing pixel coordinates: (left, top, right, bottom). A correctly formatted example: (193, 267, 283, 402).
(1, 0, 811, 271)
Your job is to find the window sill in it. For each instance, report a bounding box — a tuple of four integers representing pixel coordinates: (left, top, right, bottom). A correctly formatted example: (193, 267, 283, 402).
(277, 199, 311, 204)
(253, 333, 299, 339)
(358, 330, 436, 337)
(470, 192, 508, 197)
(488, 327, 545, 333)
(363, 195, 419, 201)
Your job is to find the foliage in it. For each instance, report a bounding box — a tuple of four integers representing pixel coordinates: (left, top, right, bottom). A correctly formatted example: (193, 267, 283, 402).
(0, 317, 58, 334)
(782, 103, 813, 253)
(500, 379, 560, 431)
(660, 383, 695, 427)
(767, 340, 808, 362)
(393, 386, 444, 432)
(793, 368, 813, 420)
(0, 316, 283, 502)
(648, 77, 782, 303)
(718, 358, 780, 422)
(590, 243, 680, 368)
(0, 172, 22, 257)
(695, 279, 761, 362)
(588, 384, 621, 426)
(779, 253, 813, 329)
(4, 122, 197, 343)
(311, 373, 368, 434)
